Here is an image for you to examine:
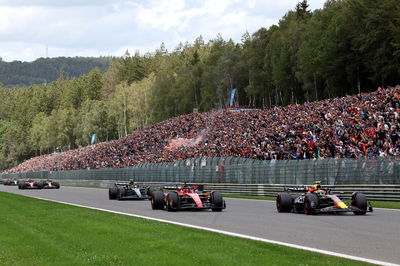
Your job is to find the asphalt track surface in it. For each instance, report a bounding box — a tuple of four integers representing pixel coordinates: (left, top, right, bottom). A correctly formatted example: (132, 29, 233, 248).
(1, 185, 400, 265)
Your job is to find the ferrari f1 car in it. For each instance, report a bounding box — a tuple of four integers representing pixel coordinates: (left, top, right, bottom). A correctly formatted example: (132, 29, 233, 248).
(18, 179, 43, 189)
(108, 181, 154, 200)
(3, 178, 19, 186)
(39, 179, 60, 189)
(276, 181, 373, 215)
(150, 183, 226, 212)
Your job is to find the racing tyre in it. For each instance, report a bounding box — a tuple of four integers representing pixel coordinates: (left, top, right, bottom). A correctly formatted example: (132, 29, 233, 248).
(304, 193, 318, 215)
(167, 192, 179, 212)
(55, 182, 60, 189)
(151, 191, 165, 210)
(38, 181, 45, 189)
(276, 192, 293, 212)
(117, 187, 126, 200)
(109, 187, 118, 200)
(211, 191, 223, 212)
(147, 187, 155, 197)
(351, 192, 367, 215)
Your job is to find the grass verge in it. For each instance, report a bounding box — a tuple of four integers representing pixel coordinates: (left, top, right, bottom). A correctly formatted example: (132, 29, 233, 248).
(0, 191, 368, 266)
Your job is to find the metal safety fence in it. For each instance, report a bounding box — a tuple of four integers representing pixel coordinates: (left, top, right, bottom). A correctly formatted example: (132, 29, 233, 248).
(2, 157, 400, 185)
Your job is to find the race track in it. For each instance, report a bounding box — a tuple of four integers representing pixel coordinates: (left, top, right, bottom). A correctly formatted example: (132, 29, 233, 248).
(1, 185, 399, 265)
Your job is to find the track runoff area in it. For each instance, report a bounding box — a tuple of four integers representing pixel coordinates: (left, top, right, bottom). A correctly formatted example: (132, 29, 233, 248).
(1, 185, 399, 266)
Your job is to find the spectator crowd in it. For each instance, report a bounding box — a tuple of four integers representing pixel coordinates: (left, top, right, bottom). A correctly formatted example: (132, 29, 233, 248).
(5, 86, 400, 174)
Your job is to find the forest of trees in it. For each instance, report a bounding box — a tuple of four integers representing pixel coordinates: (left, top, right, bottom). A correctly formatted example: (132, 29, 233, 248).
(0, 0, 399, 170)
(0, 57, 111, 87)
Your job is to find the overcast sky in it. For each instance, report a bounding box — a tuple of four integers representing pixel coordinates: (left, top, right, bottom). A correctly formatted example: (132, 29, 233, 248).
(0, 0, 326, 62)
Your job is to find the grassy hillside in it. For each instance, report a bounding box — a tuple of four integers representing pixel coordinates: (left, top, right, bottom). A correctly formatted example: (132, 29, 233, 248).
(0, 57, 111, 87)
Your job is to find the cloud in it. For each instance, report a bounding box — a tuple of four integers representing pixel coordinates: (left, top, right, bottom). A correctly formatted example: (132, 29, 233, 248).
(0, 0, 326, 62)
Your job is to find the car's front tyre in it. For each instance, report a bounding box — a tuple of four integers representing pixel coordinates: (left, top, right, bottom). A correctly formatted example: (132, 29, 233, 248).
(304, 193, 318, 215)
(351, 192, 367, 215)
(151, 191, 165, 210)
(167, 192, 179, 212)
(211, 191, 224, 212)
(276, 192, 293, 213)
(109, 187, 118, 200)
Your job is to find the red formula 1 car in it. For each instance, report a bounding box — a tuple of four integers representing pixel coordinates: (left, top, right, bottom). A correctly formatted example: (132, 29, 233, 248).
(151, 183, 226, 212)
(18, 179, 43, 189)
(276, 181, 373, 215)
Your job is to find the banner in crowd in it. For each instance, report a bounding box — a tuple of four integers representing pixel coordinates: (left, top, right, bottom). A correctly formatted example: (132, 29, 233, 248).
(230, 88, 237, 107)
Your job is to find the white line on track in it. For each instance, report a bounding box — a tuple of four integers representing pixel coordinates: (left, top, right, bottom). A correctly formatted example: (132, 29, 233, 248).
(33, 196, 397, 266)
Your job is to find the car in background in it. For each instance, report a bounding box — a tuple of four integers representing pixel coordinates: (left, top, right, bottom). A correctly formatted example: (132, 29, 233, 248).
(39, 179, 60, 189)
(3, 178, 19, 186)
(18, 179, 43, 189)
(151, 183, 226, 212)
(109, 181, 154, 200)
(276, 181, 373, 215)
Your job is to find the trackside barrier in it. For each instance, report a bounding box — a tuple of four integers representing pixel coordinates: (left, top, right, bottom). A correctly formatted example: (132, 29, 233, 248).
(33, 179, 400, 202)
(2, 157, 400, 200)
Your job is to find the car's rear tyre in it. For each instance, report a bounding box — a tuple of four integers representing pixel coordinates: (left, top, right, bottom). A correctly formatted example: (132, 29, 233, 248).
(151, 191, 165, 210)
(167, 192, 179, 212)
(55, 182, 60, 189)
(351, 192, 367, 215)
(117, 187, 126, 200)
(211, 191, 223, 212)
(304, 193, 318, 215)
(109, 187, 118, 200)
(276, 192, 293, 212)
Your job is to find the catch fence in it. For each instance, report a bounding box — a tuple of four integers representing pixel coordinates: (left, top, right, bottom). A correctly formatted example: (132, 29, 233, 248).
(2, 157, 400, 185)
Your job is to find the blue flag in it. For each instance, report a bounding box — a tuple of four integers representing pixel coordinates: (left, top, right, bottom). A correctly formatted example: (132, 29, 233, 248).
(91, 134, 96, 145)
(230, 88, 237, 107)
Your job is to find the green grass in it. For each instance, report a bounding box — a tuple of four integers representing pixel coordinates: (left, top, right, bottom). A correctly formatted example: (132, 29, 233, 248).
(369, 200, 400, 209)
(0, 192, 368, 266)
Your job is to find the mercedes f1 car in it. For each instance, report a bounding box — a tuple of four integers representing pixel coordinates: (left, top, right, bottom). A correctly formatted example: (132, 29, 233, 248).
(151, 183, 226, 212)
(3, 178, 19, 186)
(18, 179, 43, 189)
(276, 181, 373, 215)
(39, 179, 60, 189)
(108, 181, 154, 200)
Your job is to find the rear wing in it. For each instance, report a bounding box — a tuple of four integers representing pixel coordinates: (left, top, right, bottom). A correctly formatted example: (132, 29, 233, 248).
(162, 184, 204, 191)
(115, 182, 130, 186)
(284, 186, 309, 192)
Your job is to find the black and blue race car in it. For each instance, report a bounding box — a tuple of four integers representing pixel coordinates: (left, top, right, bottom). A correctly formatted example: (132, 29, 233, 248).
(109, 181, 154, 200)
(276, 182, 373, 215)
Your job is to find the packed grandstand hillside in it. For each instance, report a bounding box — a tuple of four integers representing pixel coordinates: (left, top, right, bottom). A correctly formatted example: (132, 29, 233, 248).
(5, 85, 400, 174)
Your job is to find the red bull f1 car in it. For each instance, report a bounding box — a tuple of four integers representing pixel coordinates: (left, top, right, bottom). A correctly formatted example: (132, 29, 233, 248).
(18, 179, 43, 189)
(151, 183, 226, 212)
(39, 179, 60, 189)
(109, 181, 154, 200)
(276, 182, 373, 215)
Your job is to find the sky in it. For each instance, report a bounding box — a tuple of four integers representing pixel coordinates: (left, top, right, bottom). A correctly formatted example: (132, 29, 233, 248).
(0, 0, 326, 62)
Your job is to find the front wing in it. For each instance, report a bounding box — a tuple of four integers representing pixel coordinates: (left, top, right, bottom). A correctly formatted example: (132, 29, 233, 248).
(313, 205, 373, 214)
